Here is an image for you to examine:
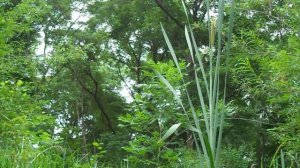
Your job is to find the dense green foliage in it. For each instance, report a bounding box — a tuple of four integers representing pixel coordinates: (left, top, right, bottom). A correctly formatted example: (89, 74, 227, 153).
(0, 0, 299, 167)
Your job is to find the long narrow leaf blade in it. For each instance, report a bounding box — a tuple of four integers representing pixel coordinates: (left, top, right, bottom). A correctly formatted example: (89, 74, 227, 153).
(281, 149, 285, 168)
(160, 24, 182, 76)
(185, 26, 194, 63)
(158, 123, 181, 143)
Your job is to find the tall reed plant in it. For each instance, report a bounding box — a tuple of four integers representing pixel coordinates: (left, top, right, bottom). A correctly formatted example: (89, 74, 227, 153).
(157, 0, 235, 167)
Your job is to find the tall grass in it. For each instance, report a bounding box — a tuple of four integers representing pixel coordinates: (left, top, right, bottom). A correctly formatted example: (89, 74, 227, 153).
(269, 146, 299, 168)
(0, 145, 114, 168)
(158, 0, 235, 167)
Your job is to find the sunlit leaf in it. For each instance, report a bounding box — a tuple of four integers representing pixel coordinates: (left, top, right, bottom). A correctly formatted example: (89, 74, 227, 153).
(158, 123, 181, 143)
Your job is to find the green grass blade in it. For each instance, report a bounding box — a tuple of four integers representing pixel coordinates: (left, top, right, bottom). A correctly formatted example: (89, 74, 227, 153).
(161, 24, 183, 77)
(269, 144, 284, 168)
(161, 23, 212, 167)
(185, 26, 194, 63)
(194, 69, 210, 133)
(155, 71, 188, 117)
(204, 0, 211, 46)
(203, 133, 215, 168)
(158, 123, 181, 143)
(215, 0, 235, 165)
(281, 150, 285, 168)
(159, 0, 236, 167)
(184, 78, 210, 167)
(182, 0, 209, 97)
(210, 0, 225, 159)
(181, 0, 190, 25)
(156, 68, 210, 167)
(184, 25, 210, 134)
(189, 28, 210, 95)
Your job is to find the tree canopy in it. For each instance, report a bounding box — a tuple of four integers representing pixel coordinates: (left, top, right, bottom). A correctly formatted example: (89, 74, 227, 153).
(0, 0, 299, 167)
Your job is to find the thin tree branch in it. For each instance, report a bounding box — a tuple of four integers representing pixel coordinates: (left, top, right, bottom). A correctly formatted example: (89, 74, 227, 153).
(225, 117, 278, 126)
(84, 66, 116, 133)
(154, 0, 184, 29)
(68, 64, 115, 133)
(116, 65, 135, 99)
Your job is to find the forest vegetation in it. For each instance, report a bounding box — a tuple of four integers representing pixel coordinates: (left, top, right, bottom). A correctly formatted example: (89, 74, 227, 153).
(0, 0, 299, 167)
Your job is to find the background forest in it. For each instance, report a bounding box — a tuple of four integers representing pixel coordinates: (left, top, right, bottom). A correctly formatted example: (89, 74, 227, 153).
(0, 0, 299, 167)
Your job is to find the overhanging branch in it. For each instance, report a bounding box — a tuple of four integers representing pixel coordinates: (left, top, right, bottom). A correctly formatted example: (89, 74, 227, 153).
(154, 0, 184, 29)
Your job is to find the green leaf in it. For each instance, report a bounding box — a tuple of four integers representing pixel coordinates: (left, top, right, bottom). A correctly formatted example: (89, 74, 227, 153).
(16, 80, 23, 86)
(188, 125, 201, 134)
(158, 123, 181, 143)
(92, 142, 100, 147)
